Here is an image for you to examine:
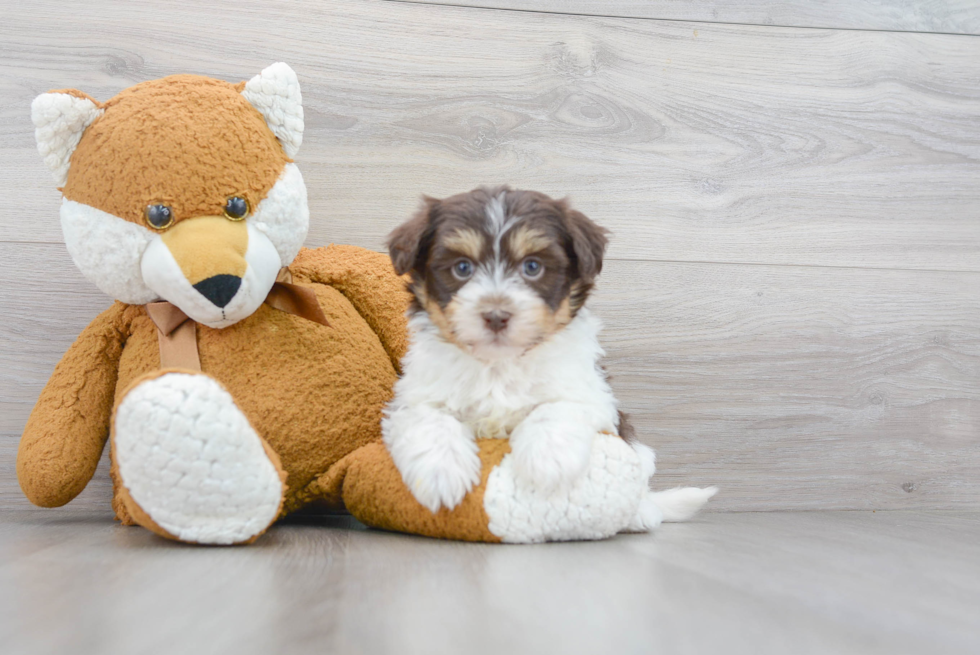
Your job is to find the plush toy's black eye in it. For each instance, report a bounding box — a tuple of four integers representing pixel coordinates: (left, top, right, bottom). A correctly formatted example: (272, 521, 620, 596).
(145, 204, 173, 230)
(224, 196, 249, 220)
(521, 258, 543, 279)
(452, 259, 474, 280)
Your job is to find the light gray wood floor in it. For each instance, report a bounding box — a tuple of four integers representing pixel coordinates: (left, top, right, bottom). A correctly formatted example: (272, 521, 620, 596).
(2, 508, 978, 655)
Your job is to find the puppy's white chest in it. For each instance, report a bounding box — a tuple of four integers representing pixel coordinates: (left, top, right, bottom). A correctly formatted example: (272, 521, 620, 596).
(454, 364, 540, 439)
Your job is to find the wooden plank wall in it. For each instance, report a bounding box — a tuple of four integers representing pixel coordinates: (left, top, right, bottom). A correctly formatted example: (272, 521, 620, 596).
(1, 0, 978, 512)
(399, 0, 980, 34)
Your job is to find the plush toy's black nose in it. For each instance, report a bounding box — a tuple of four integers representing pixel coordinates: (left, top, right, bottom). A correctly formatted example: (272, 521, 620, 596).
(193, 275, 242, 308)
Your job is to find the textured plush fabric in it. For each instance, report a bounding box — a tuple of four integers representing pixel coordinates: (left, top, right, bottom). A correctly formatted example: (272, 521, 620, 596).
(62, 75, 289, 225)
(17, 303, 129, 507)
(32, 90, 104, 186)
(319, 440, 508, 543)
(18, 245, 410, 518)
(125, 246, 407, 516)
(112, 369, 287, 544)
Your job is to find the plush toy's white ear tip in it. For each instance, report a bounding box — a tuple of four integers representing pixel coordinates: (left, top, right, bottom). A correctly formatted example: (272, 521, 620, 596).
(241, 62, 304, 158)
(31, 92, 103, 186)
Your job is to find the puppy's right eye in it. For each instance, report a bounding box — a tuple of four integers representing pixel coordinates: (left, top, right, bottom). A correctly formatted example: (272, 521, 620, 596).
(145, 204, 174, 230)
(452, 259, 474, 280)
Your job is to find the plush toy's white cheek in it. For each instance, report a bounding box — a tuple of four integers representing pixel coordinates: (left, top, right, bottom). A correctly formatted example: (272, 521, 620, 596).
(248, 163, 308, 267)
(141, 224, 281, 329)
(58, 163, 304, 320)
(60, 199, 157, 304)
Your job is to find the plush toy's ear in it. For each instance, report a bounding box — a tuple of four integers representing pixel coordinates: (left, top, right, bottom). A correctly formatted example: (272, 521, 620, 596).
(241, 62, 304, 158)
(31, 90, 104, 186)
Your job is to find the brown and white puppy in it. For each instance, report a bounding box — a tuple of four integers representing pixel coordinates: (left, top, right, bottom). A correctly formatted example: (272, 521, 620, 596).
(381, 186, 667, 518)
(388, 185, 608, 361)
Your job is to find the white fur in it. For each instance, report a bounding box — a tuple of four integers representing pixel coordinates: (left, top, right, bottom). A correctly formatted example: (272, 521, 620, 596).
(241, 62, 304, 158)
(485, 433, 647, 543)
(385, 296, 715, 537)
(32, 92, 103, 186)
(509, 401, 599, 493)
(384, 189, 714, 536)
(384, 308, 620, 512)
(383, 404, 481, 513)
(648, 486, 719, 522)
(114, 372, 283, 545)
(59, 164, 308, 324)
(249, 163, 309, 265)
(449, 267, 553, 360)
(141, 222, 281, 328)
(61, 199, 158, 304)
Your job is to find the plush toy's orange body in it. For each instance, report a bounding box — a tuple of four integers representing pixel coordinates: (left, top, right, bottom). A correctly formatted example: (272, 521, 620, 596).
(21, 64, 658, 545)
(19, 66, 429, 543)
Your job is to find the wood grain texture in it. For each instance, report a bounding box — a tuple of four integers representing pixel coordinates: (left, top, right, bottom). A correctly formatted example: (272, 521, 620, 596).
(2, 509, 978, 654)
(394, 0, 980, 35)
(2, 0, 980, 271)
(3, 244, 978, 512)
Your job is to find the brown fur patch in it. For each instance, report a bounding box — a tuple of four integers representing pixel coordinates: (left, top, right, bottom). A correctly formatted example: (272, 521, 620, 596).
(507, 225, 551, 260)
(423, 295, 460, 345)
(441, 228, 486, 261)
(62, 75, 289, 225)
(617, 410, 636, 442)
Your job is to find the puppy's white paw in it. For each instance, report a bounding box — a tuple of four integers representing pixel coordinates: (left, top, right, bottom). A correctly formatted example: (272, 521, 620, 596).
(510, 416, 594, 494)
(383, 407, 481, 513)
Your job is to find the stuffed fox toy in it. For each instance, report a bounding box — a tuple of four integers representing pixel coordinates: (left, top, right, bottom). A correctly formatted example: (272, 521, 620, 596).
(20, 64, 660, 544)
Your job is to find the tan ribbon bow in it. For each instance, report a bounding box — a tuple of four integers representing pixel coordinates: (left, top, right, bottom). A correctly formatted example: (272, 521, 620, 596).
(145, 268, 329, 371)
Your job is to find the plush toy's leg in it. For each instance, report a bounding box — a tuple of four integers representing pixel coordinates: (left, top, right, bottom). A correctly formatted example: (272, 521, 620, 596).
(111, 369, 286, 545)
(317, 434, 659, 544)
(316, 440, 508, 543)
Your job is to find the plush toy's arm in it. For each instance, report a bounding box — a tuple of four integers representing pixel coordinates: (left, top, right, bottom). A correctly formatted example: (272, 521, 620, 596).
(290, 245, 411, 372)
(17, 302, 132, 507)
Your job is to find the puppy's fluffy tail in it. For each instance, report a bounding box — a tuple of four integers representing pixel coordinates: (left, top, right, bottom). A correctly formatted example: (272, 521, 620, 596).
(626, 443, 717, 531)
(648, 486, 718, 522)
(627, 486, 717, 532)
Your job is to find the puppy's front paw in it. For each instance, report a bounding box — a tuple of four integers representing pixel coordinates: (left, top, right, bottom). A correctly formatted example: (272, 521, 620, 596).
(510, 418, 594, 494)
(384, 409, 481, 513)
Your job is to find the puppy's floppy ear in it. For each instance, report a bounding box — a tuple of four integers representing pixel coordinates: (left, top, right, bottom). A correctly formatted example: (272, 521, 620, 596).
(387, 196, 438, 275)
(561, 204, 609, 283)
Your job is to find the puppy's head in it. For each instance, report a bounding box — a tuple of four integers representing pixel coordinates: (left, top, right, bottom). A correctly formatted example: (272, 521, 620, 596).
(388, 186, 608, 360)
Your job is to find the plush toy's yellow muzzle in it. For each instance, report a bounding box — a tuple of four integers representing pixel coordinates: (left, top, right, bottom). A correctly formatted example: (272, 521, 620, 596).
(160, 216, 249, 307)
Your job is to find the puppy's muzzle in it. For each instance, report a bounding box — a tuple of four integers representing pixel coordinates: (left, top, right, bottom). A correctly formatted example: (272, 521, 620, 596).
(482, 310, 512, 334)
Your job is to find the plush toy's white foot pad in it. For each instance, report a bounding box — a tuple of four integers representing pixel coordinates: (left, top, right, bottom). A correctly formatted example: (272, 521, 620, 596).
(114, 373, 284, 545)
(484, 434, 646, 543)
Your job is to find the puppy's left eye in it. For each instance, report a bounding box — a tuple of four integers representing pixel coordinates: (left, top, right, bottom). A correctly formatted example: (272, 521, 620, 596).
(224, 196, 249, 220)
(521, 258, 544, 279)
(452, 259, 474, 280)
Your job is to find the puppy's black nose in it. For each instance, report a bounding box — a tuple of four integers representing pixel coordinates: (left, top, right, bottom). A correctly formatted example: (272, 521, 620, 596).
(482, 310, 512, 333)
(193, 274, 242, 308)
